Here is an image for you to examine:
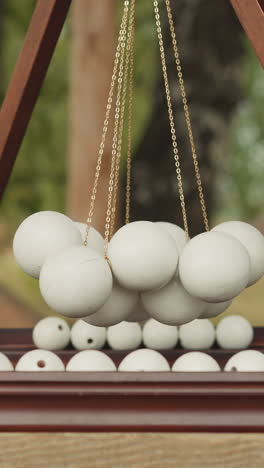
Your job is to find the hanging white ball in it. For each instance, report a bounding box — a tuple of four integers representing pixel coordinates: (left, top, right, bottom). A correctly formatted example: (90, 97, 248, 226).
(200, 300, 232, 319)
(66, 350, 116, 371)
(16, 349, 65, 371)
(224, 350, 264, 372)
(179, 319, 215, 349)
(70, 320, 106, 350)
(75, 222, 104, 255)
(126, 300, 150, 322)
(156, 221, 187, 253)
(13, 211, 82, 278)
(108, 221, 179, 291)
(0, 353, 14, 371)
(32, 317, 70, 351)
(118, 349, 170, 372)
(141, 279, 206, 326)
(84, 284, 138, 327)
(216, 315, 253, 349)
(179, 231, 251, 303)
(172, 352, 220, 372)
(107, 322, 142, 350)
(212, 221, 264, 286)
(39, 246, 113, 318)
(143, 319, 178, 350)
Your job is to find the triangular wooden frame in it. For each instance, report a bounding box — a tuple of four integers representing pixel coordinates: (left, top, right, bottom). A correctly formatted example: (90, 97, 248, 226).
(0, 0, 263, 200)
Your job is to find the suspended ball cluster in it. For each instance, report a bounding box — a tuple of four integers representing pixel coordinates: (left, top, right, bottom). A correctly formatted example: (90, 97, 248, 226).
(13, 213, 264, 328)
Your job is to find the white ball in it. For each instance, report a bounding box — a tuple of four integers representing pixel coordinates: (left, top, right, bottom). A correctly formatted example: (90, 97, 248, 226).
(39, 246, 113, 318)
(70, 320, 106, 350)
(216, 315, 253, 349)
(118, 349, 170, 372)
(156, 222, 187, 253)
(32, 317, 71, 351)
(224, 350, 264, 372)
(107, 322, 142, 350)
(172, 352, 220, 372)
(179, 231, 250, 303)
(16, 349, 65, 371)
(75, 222, 104, 255)
(141, 279, 206, 326)
(0, 353, 14, 371)
(108, 221, 179, 291)
(66, 350, 116, 371)
(84, 284, 138, 327)
(212, 221, 264, 286)
(179, 319, 215, 349)
(126, 300, 150, 322)
(13, 211, 82, 278)
(143, 319, 178, 350)
(200, 300, 232, 319)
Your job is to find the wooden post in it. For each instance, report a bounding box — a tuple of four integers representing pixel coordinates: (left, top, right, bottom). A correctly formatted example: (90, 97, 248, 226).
(0, 0, 72, 200)
(68, 0, 115, 232)
(230, 0, 264, 67)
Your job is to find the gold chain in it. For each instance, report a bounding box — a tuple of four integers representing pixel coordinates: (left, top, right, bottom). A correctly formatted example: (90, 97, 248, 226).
(84, 1, 130, 246)
(153, 0, 189, 237)
(165, 0, 209, 232)
(110, 0, 136, 237)
(125, 0, 135, 225)
(104, 2, 130, 255)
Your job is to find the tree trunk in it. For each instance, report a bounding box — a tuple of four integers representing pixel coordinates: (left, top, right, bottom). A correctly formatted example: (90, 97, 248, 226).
(68, 0, 115, 233)
(123, 0, 244, 237)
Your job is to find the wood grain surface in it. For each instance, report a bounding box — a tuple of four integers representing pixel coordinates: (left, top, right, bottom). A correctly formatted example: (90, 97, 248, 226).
(0, 433, 264, 468)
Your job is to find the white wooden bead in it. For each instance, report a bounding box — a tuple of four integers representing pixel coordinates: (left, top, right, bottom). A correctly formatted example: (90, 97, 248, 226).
(141, 279, 206, 326)
(75, 222, 104, 255)
(179, 232, 250, 303)
(70, 320, 106, 350)
(84, 284, 138, 327)
(126, 300, 150, 322)
(200, 300, 232, 319)
(216, 315, 253, 349)
(224, 350, 264, 372)
(16, 350, 65, 371)
(13, 211, 82, 278)
(156, 221, 187, 253)
(212, 221, 264, 286)
(179, 319, 215, 349)
(0, 353, 14, 371)
(118, 349, 170, 372)
(172, 352, 220, 372)
(107, 322, 142, 350)
(108, 221, 179, 291)
(143, 319, 178, 350)
(32, 317, 70, 351)
(66, 350, 116, 371)
(39, 246, 113, 318)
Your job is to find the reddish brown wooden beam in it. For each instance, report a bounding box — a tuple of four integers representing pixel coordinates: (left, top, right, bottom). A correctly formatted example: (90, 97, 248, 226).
(230, 0, 264, 67)
(0, 0, 72, 200)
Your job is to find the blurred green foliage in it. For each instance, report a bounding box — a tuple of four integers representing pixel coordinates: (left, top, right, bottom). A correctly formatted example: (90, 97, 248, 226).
(217, 43, 264, 222)
(0, 1, 263, 229)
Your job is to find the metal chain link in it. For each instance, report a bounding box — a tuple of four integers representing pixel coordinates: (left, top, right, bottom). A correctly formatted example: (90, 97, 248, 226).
(165, 0, 209, 232)
(104, 1, 130, 255)
(110, 0, 136, 237)
(125, 0, 136, 225)
(84, 1, 130, 246)
(153, 0, 189, 238)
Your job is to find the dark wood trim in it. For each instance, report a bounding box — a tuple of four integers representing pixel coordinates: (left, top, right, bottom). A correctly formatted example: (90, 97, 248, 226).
(230, 0, 264, 67)
(0, 0, 71, 199)
(0, 328, 264, 432)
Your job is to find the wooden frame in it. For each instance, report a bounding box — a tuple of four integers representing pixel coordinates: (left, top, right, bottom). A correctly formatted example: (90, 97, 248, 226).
(0, 328, 264, 432)
(0, 0, 263, 201)
(230, 0, 264, 67)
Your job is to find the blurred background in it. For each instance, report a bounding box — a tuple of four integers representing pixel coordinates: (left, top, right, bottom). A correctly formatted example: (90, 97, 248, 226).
(0, 0, 263, 327)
